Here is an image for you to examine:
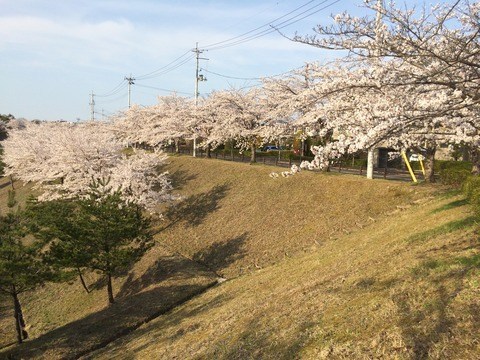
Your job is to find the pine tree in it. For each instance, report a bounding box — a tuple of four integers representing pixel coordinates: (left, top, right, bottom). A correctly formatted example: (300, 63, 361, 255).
(28, 179, 154, 305)
(78, 178, 153, 305)
(0, 201, 53, 344)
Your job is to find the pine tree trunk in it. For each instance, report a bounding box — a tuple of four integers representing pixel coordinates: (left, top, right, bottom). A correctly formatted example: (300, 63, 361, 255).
(250, 144, 256, 163)
(77, 268, 90, 293)
(424, 147, 436, 183)
(107, 273, 115, 305)
(12, 289, 28, 344)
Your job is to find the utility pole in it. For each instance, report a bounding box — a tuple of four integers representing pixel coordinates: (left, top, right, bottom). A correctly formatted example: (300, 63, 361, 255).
(192, 42, 208, 157)
(301, 63, 311, 157)
(125, 75, 135, 109)
(89, 91, 95, 121)
(366, 0, 384, 180)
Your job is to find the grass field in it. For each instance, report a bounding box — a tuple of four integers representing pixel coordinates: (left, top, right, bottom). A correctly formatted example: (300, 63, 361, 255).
(1, 155, 479, 359)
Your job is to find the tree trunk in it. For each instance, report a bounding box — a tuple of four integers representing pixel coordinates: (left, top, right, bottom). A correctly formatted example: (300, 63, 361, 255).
(462, 146, 470, 162)
(174, 139, 180, 154)
(12, 289, 28, 344)
(77, 268, 90, 294)
(470, 148, 480, 175)
(424, 147, 436, 183)
(9, 175, 14, 190)
(107, 273, 115, 305)
(206, 144, 211, 158)
(250, 144, 256, 163)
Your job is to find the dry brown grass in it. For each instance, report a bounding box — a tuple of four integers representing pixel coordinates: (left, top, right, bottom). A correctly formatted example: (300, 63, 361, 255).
(2, 156, 477, 359)
(87, 186, 479, 360)
(157, 156, 427, 278)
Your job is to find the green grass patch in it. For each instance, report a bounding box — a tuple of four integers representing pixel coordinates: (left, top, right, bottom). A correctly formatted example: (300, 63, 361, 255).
(431, 198, 468, 214)
(407, 216, 476, 244)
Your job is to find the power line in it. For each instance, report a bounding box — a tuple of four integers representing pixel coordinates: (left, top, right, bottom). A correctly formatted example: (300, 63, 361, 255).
(201, 65, 306, 82)
(95, 93, 127, 105)
(96, 79, 128, 97)
(88, 0, 339, 118)
(135, 51, 195, 80)
(203, 0, 339, 51)
(202, 0, 319, 49)
(201, 68, 262, 81)
(135, 84, 193, 96)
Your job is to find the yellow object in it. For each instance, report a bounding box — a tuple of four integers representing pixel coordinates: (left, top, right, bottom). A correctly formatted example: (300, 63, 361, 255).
(402, 152, 418, 183)
(419, 157, 426, 176)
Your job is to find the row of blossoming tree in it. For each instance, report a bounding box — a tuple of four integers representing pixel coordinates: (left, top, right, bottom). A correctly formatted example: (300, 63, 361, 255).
(112, 0, 479, 183)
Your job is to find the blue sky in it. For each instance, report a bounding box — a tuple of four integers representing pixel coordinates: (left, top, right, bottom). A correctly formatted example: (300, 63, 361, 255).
(1, 0, 429, 121)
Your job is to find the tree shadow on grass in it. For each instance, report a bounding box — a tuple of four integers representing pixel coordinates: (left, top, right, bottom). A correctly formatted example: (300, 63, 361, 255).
(117, 254, 208, 299)
(406, 216, 476, 244)
(160, 183, 230, 230)
(166, 168, 197, 191)
(431, 198, 468, 214)
(393, 251, 480, 359)
(394, 284, 455, 360)
(116, 233, 246, 303)
(206, 317, 316, 360)
(1, 254, 218, 360)
(192, 233, 248, 275)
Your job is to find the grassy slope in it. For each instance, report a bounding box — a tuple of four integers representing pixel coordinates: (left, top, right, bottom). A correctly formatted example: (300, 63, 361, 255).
(2, 156, 478, 359)
(89, 188, 479, 359)
(157, 156, 424, 278)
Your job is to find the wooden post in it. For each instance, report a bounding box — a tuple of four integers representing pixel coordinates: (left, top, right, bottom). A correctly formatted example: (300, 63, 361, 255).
(384, 167, 387, 179)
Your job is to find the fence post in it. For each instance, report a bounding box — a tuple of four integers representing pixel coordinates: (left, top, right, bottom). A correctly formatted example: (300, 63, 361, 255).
(275, 158, 278, 166)
(289, 158, 292, 167)
(242, 153, 245, 162)
(263, 157, 266, 164)
(360, 165, 363, 175)
(384, 167, 388, 179)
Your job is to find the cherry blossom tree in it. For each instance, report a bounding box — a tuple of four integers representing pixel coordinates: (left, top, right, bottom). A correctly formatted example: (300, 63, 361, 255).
(292, 0, 480, 177)
(193, 92, 251, 158)
(210, 87, 283, 163)
(113, 94, 193, 153)
(3, 121, 172, 212)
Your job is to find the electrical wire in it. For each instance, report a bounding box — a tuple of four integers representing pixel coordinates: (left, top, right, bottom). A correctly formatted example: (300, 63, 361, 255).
(203, 0, 339, 51)
(95, 92, 127, 104)
(202, 0, 318, 49)
(135, 51, 194, 80)
(201, 68, 263, 81)
(135, 84, 193, 96)
(201, 65, 307, 82)
(89, 0, 339, 114)
(96, 79, 128, 97)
